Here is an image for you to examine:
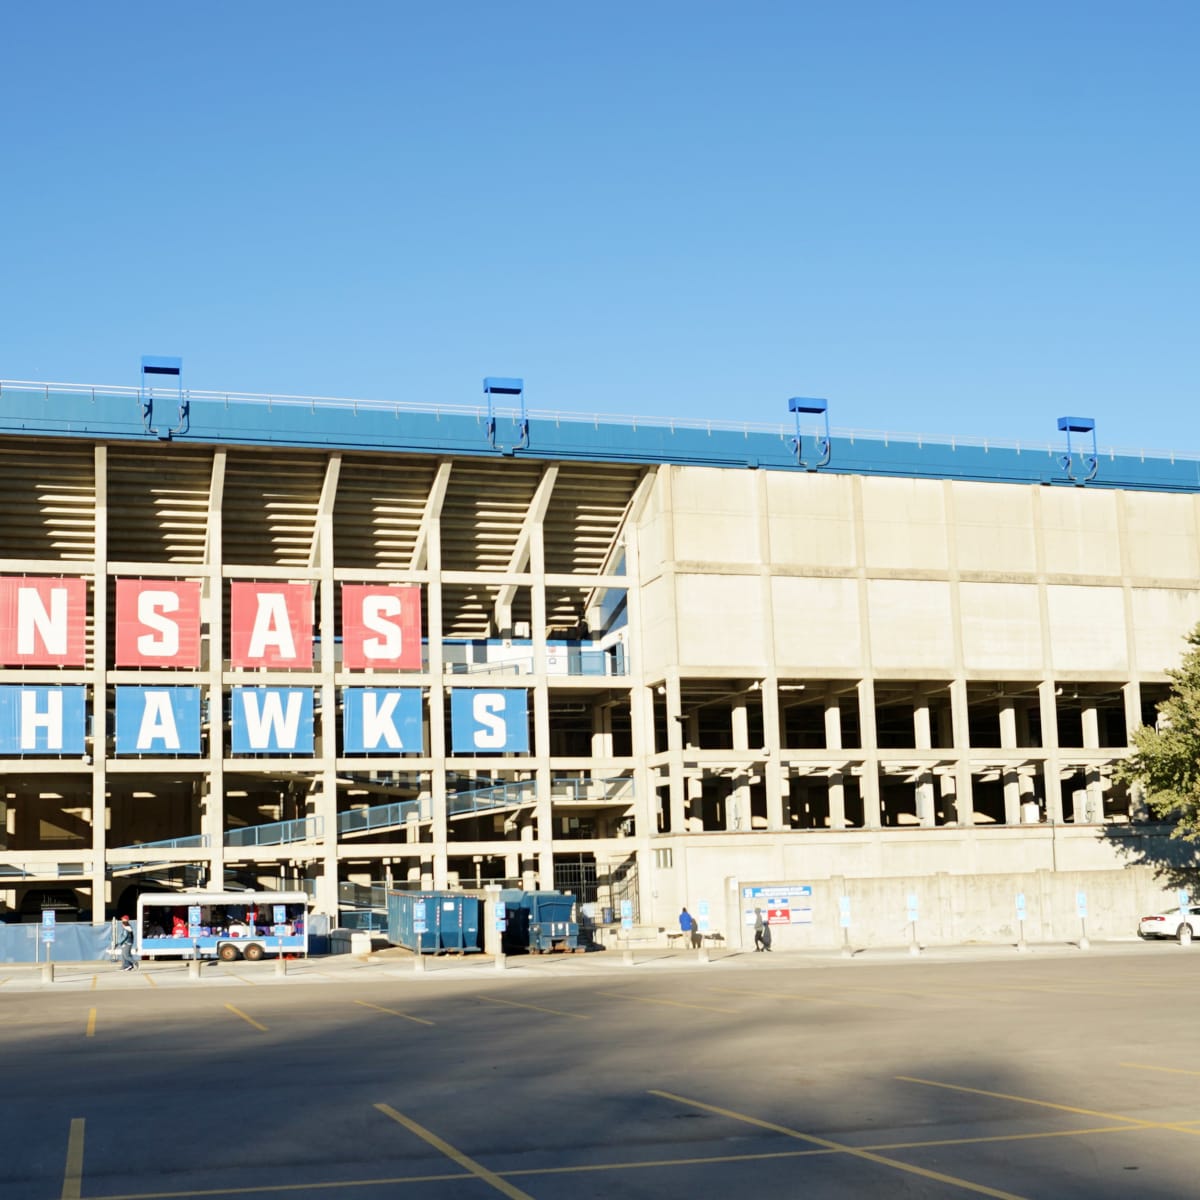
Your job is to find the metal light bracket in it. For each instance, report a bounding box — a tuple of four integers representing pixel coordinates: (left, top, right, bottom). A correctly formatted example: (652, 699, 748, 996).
(789, 397, 831, 470)
(483, 377, 529, 455)
(1057, 416, 1098, 485)
(140, 355, 188, 440)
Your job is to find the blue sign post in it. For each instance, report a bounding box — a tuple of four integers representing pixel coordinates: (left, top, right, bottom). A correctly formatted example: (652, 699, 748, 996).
(1016, 892, 1028, 953)
(1076, 891, 1090, 951)
(906, 894, 920, 956)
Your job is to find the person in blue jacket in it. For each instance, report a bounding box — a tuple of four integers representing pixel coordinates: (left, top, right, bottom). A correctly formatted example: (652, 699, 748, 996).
(115, 914, 136, 971)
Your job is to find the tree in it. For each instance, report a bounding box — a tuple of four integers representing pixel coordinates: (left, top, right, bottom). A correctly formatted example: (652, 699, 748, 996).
(1118, 623, 1200, 840)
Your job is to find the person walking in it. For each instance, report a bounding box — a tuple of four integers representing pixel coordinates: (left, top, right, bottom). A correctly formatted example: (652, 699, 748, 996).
(115, 914, 136, 971)
(679, 906, 695, 948)
(753, 907, 766, 952)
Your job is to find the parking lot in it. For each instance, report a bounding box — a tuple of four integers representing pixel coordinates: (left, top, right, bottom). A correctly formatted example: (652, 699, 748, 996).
(3, 943, 1199, 1199)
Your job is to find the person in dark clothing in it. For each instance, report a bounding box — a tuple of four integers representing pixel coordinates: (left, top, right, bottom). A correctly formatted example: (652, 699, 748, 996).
(115, 914, 136, 971)
(753, 907, 766, 952)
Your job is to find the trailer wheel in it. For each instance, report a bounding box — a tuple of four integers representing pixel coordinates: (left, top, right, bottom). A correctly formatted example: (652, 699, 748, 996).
(243, 943, 265, 962)
(217, 943, 240, 962)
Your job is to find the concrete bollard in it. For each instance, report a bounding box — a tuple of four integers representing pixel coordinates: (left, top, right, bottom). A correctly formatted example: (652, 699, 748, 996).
(188, 958, 202, 980)
(274, 956, 287, 977)
(623, 948, 634, 967)
(697, 946, 710, 964)
(494, 953, 506, 971)
(414, 952, 426, 975)
(41, 962, 54, 984)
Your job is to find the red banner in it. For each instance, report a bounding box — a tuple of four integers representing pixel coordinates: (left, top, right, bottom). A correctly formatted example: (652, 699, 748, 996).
(115, 579, 202, 667)
(0, 576, 87, 665)
(341, 585, 422, 669)
(230, 582, 312, 667)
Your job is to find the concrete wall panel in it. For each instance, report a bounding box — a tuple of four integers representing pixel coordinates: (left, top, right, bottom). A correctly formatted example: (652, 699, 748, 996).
(764, 473, 857, 569)
(1123, 492, 1200, 581)
(1131, 588, 1200, 674)
(951, 482, 1037, 574)
(1046, 584, 1128, 672)
(771, 576, 862, 669)
(1039, 488, 1121, 577)
(676, 574, 765, 667)
(868, 579, 954, 670)
(860, 478, 948, 571)
(960, 582, 1043, 672)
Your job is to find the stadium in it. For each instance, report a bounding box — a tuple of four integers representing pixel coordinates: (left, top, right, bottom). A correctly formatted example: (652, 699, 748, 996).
(1, 361, 1196, 948)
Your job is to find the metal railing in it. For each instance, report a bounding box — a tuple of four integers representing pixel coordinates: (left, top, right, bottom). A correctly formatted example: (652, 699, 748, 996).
(337, 799, 424, 836)
(4, 377, 1198, 463)
(117, 833, 210, 852)
(550, 776, 636, 804)
(447, 779, 537, 816)
(224, 817, 323, 848)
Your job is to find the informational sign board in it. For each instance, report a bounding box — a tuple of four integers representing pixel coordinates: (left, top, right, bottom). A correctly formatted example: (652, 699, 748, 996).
(1076, 891, 1088, 919)
(839, 896, 851, 929)
(742, 884, 813, 926)
(413, 899, 428, 934)
(907, 894, 919, 923)
(1016, 892, 1027, 919)
(697, 900, 710, 932)
(620, 899, 633, 930)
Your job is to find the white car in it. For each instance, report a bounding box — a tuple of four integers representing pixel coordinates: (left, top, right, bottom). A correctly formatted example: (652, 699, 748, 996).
(1138, 906, 1200, 944)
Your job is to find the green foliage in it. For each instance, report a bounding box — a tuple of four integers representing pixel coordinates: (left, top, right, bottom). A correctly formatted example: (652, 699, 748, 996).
(1118, 624, 1200, 840)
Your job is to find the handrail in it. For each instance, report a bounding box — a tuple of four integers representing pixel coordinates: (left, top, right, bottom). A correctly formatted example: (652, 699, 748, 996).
(3, 378, 1195, 464)
(224, 817, 323, 848)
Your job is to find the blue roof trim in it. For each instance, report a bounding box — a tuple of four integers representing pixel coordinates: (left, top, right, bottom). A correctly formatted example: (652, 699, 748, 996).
(1, 386, 1198, 493)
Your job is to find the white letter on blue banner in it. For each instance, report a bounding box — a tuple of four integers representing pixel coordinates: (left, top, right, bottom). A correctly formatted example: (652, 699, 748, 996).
(343, 688, 423, 754)
(450, 689, 529, 753)
(0, 686, 87, 754)
(231, 687, 313, 754)
(115, 687, 201, 754)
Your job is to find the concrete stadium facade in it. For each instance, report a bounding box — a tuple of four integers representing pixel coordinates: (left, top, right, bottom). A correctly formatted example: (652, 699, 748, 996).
(1, 376, 1198, 947)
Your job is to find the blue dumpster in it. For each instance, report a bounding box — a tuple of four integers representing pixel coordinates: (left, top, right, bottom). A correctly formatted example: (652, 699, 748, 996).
(386, 892, 482, 954)
(498, 890, 580, 954)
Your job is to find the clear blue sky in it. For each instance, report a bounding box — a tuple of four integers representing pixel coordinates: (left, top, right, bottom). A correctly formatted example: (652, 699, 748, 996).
(1, 3, 1196, 449)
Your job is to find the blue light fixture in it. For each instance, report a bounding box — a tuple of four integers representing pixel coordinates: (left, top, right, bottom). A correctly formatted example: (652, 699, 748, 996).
(788, 396, 831, 470)
(483, 377, 529, 455)
(1056, 416, 1098, 484)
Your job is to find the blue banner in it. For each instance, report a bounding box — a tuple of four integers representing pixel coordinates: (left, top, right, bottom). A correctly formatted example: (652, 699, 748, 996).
(115, 686, 201, 754)
(342, 687, 422, 754)
(0, 686, 86, 754)
(450, 689, 529, 753)
(230, 687, 314, 754)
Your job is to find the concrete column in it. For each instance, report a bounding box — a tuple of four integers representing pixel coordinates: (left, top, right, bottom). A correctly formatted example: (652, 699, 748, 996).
(1002, 770, 1021, 826)
(916, 772, 936, 827)
(828, 771, 846, 829)
(1039, 681, 1064, 825)
(590, 702, 613, 757)
(824, 691, 843, 749)
(999, 701, 1018, 748)
(1081, 704, 1100, 749)
(856, 679, 881, 829)
(761, 684, 783, 831)
(949, 679, 974, 826)
(90, 446, 108, 914)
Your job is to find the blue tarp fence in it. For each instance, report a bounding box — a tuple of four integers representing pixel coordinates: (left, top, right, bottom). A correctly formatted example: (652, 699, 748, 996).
(0, 923, 113, 964)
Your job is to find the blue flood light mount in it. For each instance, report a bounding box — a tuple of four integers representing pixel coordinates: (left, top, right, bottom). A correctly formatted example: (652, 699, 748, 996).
(483, 377, 529, 455)
(788, 396, 831, 470)
(139, 355, 188, 440)
(1057, 415, 1098, 485)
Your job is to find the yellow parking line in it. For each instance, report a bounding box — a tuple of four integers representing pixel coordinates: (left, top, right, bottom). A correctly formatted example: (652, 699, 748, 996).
(896, 1075, 1200, 1135)
(145, 972, 159, 988)
(355, 1000, 434, 1026)
(61, 1117, 85, 1200)
(477, 995, 589, 1020)
(709, 985, 888, 1010)
(90, 975, 97, 990)
(224, 1004, 268, 1032)
(85, 1008, 97, 1038)
(376, 1102, 535, 1200)
(597, 991, 738, 1015)
(649, 1089, 1027, 1199)
(1121, 1061, 1200, 1077)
